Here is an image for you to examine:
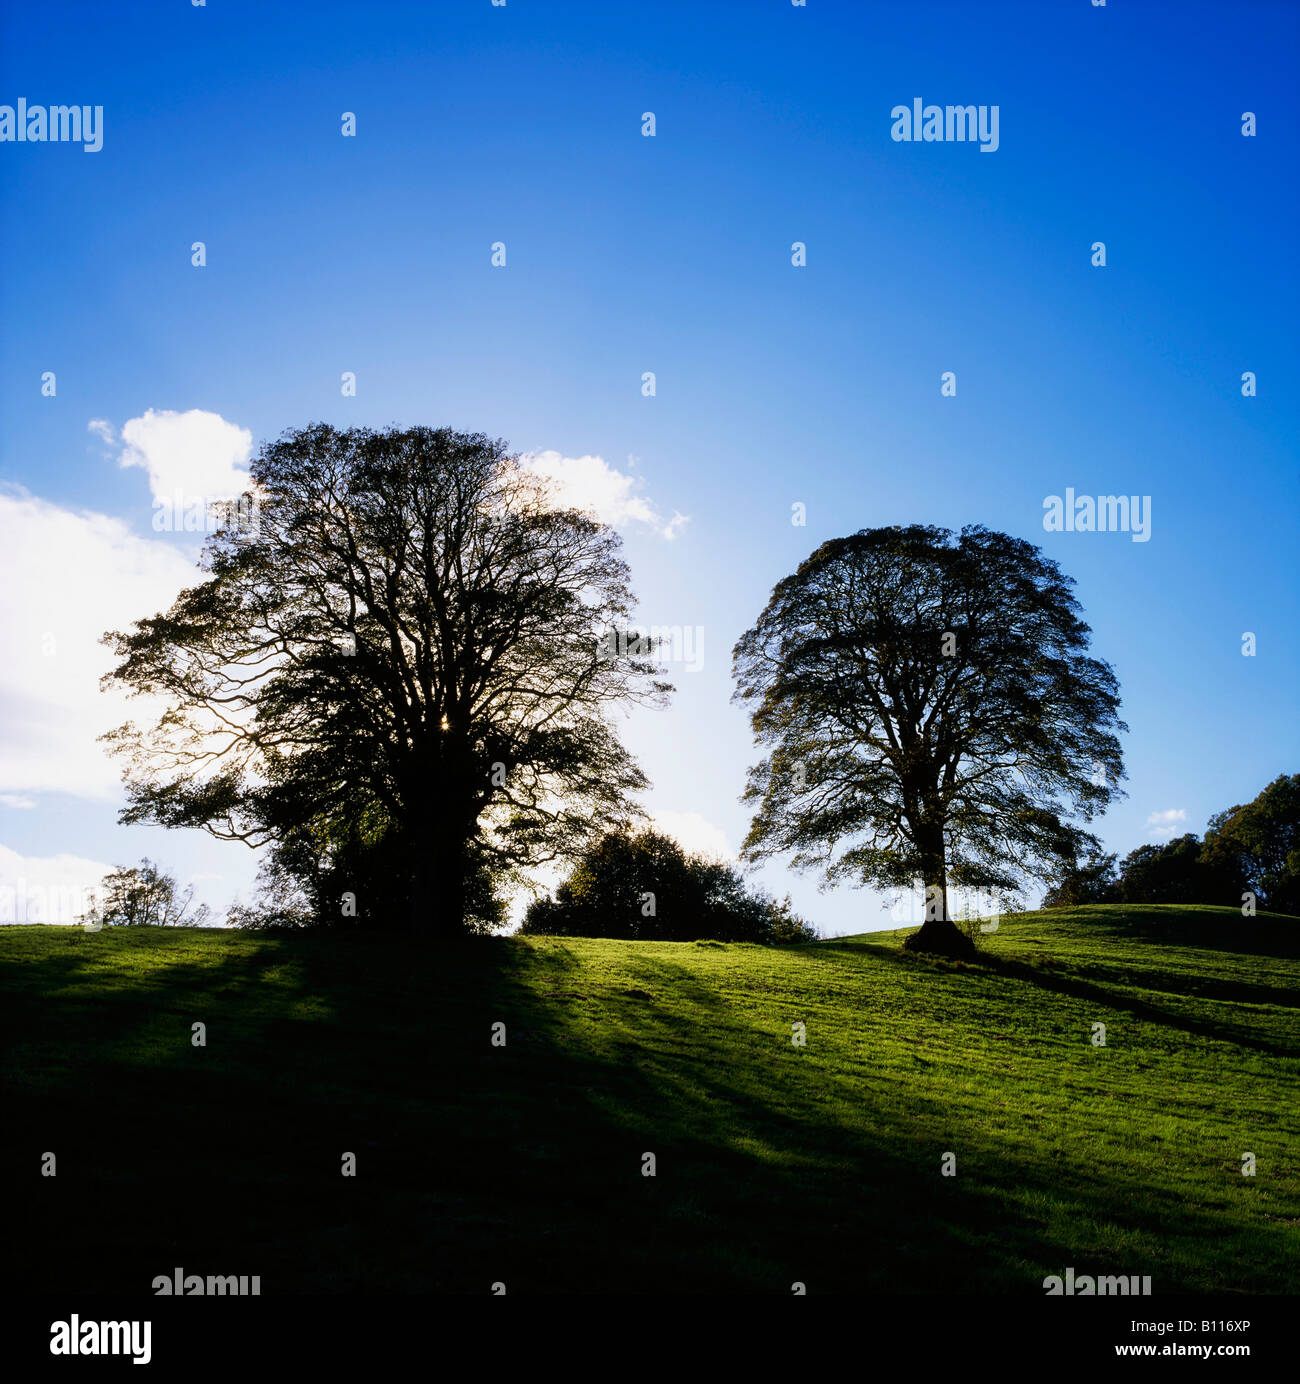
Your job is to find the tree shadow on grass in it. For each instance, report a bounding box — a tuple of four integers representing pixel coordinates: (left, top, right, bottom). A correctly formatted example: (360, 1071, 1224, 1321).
(971, 951, 1297, 1060)
(837, 931, 1300, 1058)
(1095, 909, 1300, 961)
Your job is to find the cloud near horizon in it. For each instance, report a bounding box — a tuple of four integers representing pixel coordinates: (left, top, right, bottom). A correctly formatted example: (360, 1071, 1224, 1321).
(0, 486, 196, 800)
(1146, 807, 1189, 839)
(0, 842, 112, 924)
(519, 450, 688, 540)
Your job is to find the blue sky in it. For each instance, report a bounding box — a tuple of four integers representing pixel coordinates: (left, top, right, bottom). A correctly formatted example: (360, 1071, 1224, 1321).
(1, 0, 1297, 935)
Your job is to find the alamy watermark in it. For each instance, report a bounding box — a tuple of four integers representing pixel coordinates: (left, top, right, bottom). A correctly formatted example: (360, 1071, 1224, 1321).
(49, 1318, 150, 1364)
(596, 624, 704, 673)
(1043, 489, 1151, 542)
(1, 99, 102, 152)
(152, 1268, 261, 1295)
(152, 490, 261, 536)
(890, 99, 999, 152)
(1044, 1267, 1152, 1295)
(890, 884, 1001, 933)
(0, 878, 95, 924)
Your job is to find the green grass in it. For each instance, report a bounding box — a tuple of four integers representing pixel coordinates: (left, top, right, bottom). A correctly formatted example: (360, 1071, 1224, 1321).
(2, 904, 1298, 1294)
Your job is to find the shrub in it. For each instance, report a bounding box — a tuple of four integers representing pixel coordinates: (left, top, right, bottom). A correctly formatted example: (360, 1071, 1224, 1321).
(520, 828, 817, 944)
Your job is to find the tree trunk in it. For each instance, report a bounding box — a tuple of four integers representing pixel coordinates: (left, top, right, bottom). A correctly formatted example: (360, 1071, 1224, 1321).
(903, 822, 977, 958)
(406, 808, 470, 937)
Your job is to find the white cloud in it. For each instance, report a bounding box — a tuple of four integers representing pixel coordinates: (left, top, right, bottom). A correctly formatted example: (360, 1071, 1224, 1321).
(0, 794, 36, 809)
(649, 810, 734, 862)
(87, 418, 116, 448)
(0, 842, 111, 923)
(0, 487, 196, 800)
(116, 408, 254, 504)
(1146, 807, 1188, 839)
(520, 450, 688, 540)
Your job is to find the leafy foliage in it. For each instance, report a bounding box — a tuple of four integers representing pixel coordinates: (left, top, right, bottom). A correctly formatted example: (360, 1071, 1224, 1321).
(520, 827, 818, 944)
(1110, 834, 1244, 907)
(1203, 773, 1300, 916)
(1041, 849, 1119, 908)
(79, 858, 211, 928)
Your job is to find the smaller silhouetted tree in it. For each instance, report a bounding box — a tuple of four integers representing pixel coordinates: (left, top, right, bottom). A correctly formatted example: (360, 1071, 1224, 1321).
(1100, 834, 1241, 907)
(1042, 850, 1118, 908)
(81, 859, 211, 928)
(520, 828, 817, 944)
(1111, 836, 1213, 904)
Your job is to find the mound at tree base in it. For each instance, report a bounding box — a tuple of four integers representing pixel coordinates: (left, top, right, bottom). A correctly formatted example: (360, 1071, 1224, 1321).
(902, 919, 980, 959)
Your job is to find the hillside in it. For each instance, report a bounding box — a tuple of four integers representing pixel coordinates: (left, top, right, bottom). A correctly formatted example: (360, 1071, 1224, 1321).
(2, 904, 1297, 1294)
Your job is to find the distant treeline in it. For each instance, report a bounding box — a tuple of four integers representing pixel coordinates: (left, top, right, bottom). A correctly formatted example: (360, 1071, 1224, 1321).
(1044, 774, 1298, 916)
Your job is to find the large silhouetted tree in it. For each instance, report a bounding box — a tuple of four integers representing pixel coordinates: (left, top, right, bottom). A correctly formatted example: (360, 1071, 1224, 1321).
(102, 424, 669, 935)
(732, 524, 1126, 956)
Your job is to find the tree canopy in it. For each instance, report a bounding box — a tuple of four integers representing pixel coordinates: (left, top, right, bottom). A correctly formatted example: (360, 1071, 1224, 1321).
(732, 524, 1126, 955)
(1108, 834, 1242, 907)
(520, 827, 818, 944)
(101, 424, 669, 934)
(79, 859, 210, 929)
(1203, 774, 1300, 916)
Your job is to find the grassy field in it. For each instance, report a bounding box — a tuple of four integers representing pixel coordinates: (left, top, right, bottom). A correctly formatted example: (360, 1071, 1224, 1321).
(2, 904, 1298, 1294)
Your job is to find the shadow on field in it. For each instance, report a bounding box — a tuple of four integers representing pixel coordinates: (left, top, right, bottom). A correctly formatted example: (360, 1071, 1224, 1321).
(858, 943, 1300, 1061)
(1, 925, 1291, 1295)
(1107, 911, 1300, 960)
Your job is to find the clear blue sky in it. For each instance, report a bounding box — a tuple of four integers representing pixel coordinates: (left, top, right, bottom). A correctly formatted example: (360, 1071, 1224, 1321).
(2, 0, 1297, 935)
